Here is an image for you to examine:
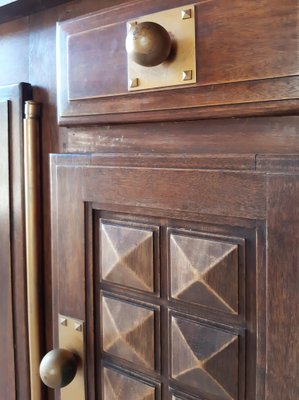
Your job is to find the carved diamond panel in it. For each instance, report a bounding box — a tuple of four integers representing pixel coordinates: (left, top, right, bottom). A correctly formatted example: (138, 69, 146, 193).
(103, 367, 156, 400)
(100, 221, 155, 292)
(170, 233, 239, 314)
(102, 296, 156, 370)
(171, 316, 239, 400)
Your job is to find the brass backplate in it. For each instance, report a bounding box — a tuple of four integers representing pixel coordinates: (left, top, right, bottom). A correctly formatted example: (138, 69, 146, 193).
(59, 315, 85, 400)
(127, 4, 196, 91)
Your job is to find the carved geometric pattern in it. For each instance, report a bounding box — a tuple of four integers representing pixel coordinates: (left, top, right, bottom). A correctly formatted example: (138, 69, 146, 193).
(102, 296, 155, 370)
(103, 367, 155, 400)
(101, 221, 154, 292)
(170, 233, 239, 314)
(171, 316, 239, 400)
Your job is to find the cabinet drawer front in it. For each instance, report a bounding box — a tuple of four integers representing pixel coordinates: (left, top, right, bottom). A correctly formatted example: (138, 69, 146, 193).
(57, 0, 299, 125)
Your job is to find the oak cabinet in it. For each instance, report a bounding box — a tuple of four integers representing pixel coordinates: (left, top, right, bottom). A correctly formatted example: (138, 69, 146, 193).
(45, 0, 299, 399)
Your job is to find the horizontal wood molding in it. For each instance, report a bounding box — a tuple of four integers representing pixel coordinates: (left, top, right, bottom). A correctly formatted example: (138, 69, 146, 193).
(60, 116, 299, 156)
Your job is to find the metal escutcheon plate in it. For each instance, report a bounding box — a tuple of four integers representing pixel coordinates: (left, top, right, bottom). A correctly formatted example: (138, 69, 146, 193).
(59, 315, 85, 400)
(127, 4, 197, 91)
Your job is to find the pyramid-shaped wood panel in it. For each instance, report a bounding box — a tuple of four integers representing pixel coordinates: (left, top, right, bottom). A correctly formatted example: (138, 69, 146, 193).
(103, 367, 156, 400)
(170, 233, 239, 314)
(171, 316, 239, 400)
(100, 221, 154, 292)
(102, 296, 155, 370)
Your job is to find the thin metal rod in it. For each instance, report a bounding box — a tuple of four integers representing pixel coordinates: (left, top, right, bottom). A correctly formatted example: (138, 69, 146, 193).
(24, 100, 42, 400)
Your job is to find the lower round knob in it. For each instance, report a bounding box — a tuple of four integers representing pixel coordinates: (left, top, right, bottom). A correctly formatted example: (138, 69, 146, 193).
(39, 348, 78, 389)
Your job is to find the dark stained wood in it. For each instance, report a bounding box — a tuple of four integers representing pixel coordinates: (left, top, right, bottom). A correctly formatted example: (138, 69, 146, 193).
(0, 100, 16, 399)
(27, 1, 131, 371)
(0, 14, 296, 392)
(0, 84, 32, 400)
(256, 155, 299, 172)
(51, 153, 263, 399)
(96, 209, 253, 330)
(100, 220, 156, 293)
(102, 295, 156, 370)
(103, 366, 157, 399)
(58, 98, 299, 126)
(196, 0, 299, 83)
(84, 167, 266, 220)
(50, 163, 85, 322)
(0, 1, 298, 398)
(51, 152, 265, 328)
(59, 76, 299, 126)
(171, 392, 199, 400)
(255, 223, 267, 400)
(60, 116, 299, 156)
(171, 315, 240, 399)
(65, 0, 299, 94)
(169, 232, 240, 314)
(91, 154, 256, 171)
(57, 0, 299, 124)
(265, 175, 299, 398)
(67, 21, 127, 99)
(85, 202, 96, 400)
(0, 0, 72, 23)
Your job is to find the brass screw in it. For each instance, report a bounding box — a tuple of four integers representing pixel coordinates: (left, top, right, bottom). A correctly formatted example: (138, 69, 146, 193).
(129, 78, 139, 88)
(181, 9, 192, 20)
(182, 70, 193, 81)
(128, 21, 138, 30)
(74, 322, 83, 332)
(59, 317, 67, 326)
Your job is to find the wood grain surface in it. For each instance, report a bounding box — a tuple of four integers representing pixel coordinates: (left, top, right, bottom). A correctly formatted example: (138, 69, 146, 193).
(100, 221, 155, 293)
(0, 100, 16, 400)
(51, 154, 262, 399)
(57, 0, 299, 124)
(265, 175, 299, 399)
(0, 0, 72, 23)
(0, 84, 33, 400)
(0, 1, 298, 399)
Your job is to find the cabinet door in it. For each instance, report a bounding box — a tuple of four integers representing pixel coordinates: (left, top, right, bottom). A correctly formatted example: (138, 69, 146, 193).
(0, 84, 32, 400)
(49, 154, 270, 400)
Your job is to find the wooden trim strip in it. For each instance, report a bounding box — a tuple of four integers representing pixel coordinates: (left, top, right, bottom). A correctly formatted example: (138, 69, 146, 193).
(0, 100, 16, 399)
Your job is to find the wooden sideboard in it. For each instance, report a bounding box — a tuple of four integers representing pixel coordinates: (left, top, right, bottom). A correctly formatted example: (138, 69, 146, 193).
(44, 1, 299, 399)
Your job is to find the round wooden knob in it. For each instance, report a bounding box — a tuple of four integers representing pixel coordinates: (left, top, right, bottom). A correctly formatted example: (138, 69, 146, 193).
(39, 349, 78, 389)
(126, 21, 172, 67)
